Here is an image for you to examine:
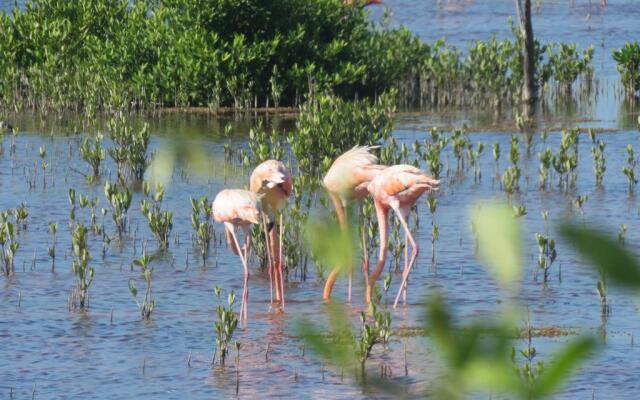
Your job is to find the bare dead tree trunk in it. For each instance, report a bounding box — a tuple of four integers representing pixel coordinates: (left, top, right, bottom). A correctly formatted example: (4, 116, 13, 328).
(515, 0, 536, 109)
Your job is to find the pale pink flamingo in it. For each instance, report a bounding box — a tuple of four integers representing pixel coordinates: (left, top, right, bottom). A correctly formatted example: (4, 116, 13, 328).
(366, 165, 439, 307)
(249, 160, 292, 308)
(212, 189, 263, 322)
(322, 146, 386, 301)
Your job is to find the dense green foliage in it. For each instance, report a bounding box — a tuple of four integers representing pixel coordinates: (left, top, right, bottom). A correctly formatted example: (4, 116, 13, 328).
(613, 41, 640, 98)
(0, 0, 420, 112)
(0, 0, 596, 113)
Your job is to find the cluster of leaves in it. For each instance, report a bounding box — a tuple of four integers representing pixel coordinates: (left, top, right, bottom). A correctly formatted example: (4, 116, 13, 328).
(214, 286, 239, 367)
(140, 182, 173, 251)
(129, 250, 155, 320)
(190, 196, 214, 264)
(0, 209, 20, 276)
(612, 41, 640, 98)
(292, 91, 395, 176)
(104, 180, 132, 239)
(299, 203, 617, 399)
(69, 224, 94, 310)
(108, 116, 150, 182)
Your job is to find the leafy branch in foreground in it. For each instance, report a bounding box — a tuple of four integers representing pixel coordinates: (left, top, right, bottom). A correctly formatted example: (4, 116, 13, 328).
(298, 204, 598, 399)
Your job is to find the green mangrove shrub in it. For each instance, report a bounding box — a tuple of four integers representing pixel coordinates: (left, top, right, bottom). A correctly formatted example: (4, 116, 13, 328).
(69, 224, 94, 310)
(129, 250, 155, 320)
(80, 134, 105, 182)
(612, 42, 640, 98)
(0, 211, 19, 276)
(292, 91, 395, 176)
(214, 286, 239, 367)
(140, 182, 173, 251)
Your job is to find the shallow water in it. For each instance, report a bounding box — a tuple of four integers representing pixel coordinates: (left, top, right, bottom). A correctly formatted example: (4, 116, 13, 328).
(2, 1, 640, 399)
(1, 112, 640, 399)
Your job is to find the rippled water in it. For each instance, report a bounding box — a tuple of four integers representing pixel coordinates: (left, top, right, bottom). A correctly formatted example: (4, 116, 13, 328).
(2, 1, 640, 399)
(1, 113, 640, 399)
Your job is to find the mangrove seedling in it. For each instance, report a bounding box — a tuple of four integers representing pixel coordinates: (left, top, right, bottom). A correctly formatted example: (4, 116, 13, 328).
(14, 202, 28, 231)
(612, 41, 640, 99)
(129, 250, 155, 320)
(48, 222, 58, 272)
(140, 182, 173, 251)
(591, 140, 606, 188)
(68, 188, 76, 227)
(0, 211, 19, 276)
(512, 315, 544, 385)
(538, 148, 552, 189)
(357, 301, 392, 376)
(69, 224, 94, 310)
(190, 196, 214, 264)
(512, 204, 527, 218)
(573, 195, 588, 218)
(104, 180, 132, 239)
(80, 134, 105, 182)
(214, 286, 239, 367)
(535, 233, 557, 283)
(618, 224, 628, 246)
(427, 196, 439, 267)
(623, 144, 637, 193)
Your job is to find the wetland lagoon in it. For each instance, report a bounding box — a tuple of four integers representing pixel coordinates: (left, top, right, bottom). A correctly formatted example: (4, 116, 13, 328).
(2, 1, 640, 399)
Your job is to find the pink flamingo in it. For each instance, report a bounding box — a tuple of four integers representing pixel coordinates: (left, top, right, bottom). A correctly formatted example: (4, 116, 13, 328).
(366, 165, 439, 307)
(212, 189, 263, 322)
(322, 146, 386, 301)
(249, 160, 292, 308)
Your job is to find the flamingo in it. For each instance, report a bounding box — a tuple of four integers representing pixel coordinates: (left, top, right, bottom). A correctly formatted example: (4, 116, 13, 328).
(366, 165, 439, 307)
(249, 160, 292, 308)
(212, 189, 263, 322)
(322, 146, 386, 301)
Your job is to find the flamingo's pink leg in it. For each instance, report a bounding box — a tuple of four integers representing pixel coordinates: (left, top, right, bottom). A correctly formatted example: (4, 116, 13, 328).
(393, 207, 418, 309)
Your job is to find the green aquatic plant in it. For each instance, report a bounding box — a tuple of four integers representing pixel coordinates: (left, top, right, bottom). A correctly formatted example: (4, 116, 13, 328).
(108, 116, 150, 181)
(552, 129, 579, 190)
(512, 315, 544, 385)
(69, 224, 93, 311)
(612, 41, 640, 98)
(623, 144, 637, 193)
(190, 196, 214, 264)
(291, 91, 395, 176)
(129, 250, 155, 321)
(47, 222, 57, 272)
(140, 182, 173, 251)
(104, 180, 132, 239)
(68, 188, 76, 226)
(214, 286, 239, 367)
(591, 139, 606, 188)
(427, 196, 439, 267)
(538, 148, 552, 189)
(618, 224, 628, 246)
(512, 204, 527, 218)
(535, 233, 557, 283)
(0, 211, 19, 276)
(80, 134, 105, 182)
(14, 202, 28, 231)
(547, 43, 594, 94)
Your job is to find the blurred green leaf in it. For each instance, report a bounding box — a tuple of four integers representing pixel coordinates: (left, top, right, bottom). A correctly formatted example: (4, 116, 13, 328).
(304, 216, 356, 274)
(559, 223, 640, 288)
(297, 302, 357, 369)
(472, 203, 522, 290)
